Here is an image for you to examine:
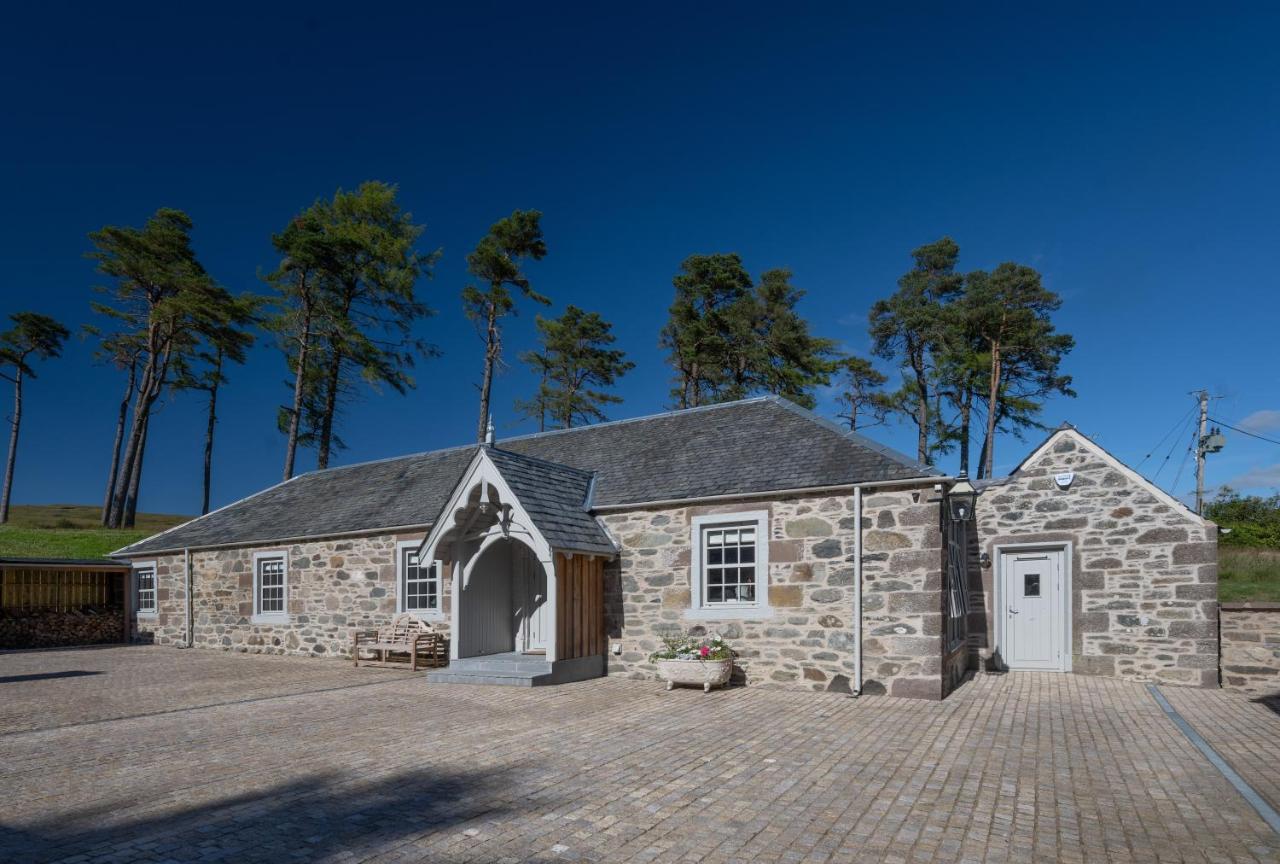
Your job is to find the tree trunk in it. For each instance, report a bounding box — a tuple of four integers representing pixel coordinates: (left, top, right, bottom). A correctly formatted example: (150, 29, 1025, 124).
(282, 305, 313, 481)
(476, 302, 498, 442)
(316, 338, 342, 470)
(982, 340, 1002, 480)
(121, 410, 150, 529)
(976, 432, 990, 481)
(912, 359, 929, 465)
(0, 365, 24, 524)
(101, 359, 137, 526)
(107, 361, 155, 528)
(958, 386, 973, 475)
(201, 351, 224, 515)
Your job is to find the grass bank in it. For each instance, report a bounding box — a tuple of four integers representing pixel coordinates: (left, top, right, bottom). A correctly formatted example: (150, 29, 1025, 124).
(0, 505, 189, 560)
(1218, 547, 1280, 603)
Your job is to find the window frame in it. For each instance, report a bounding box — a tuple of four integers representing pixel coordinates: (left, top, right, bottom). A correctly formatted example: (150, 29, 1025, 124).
(396, 540, 444, 620)
(133, 560, 158, 618)
(686, 510, 772, 620)
(251, 551, 289, 624)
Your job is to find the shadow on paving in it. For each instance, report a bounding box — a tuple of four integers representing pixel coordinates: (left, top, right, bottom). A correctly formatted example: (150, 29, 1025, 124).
(0, 764, 531, 863)
(1253, 694, 1280, 718)
(0, 670, 103, 684)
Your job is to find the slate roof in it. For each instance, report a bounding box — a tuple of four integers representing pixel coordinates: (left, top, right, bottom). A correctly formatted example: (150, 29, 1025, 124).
(115, 396, 938, 557)
(482, 448, 616, 556)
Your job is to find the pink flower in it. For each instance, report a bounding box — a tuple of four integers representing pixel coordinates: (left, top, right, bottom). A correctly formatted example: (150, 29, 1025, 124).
(700, 645, 710, 658)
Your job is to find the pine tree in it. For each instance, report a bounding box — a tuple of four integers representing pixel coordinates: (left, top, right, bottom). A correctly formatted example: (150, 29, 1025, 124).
(0, 313, 69, 523)
(518, 306, 633, 430)
(464, 210, 548, 441)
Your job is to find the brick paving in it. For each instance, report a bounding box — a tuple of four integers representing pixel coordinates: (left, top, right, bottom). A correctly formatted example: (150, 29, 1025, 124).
(0, 648, 1277, 863)
(1162, 685, 1280, 816)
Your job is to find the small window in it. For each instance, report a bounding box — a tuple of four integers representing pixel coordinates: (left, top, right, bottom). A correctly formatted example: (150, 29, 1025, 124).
(403, 549, 438, 612)
(704, 526, 757, 605)
(1024, 573, 1041, 598)
(135, 565, 156, 614)
(688, 511, 771, 619)
(253, 553, 288, 622)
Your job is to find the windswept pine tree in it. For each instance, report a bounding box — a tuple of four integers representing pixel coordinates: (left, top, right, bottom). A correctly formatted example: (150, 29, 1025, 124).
(464, 210, 549, 442)
(89, 208, 226, 528)
(267, 182, 438, 472)
(0, 313, 69, 523)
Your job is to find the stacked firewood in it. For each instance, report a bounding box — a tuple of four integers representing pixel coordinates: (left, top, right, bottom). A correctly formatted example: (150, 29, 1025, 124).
(0, 608, 125, 649)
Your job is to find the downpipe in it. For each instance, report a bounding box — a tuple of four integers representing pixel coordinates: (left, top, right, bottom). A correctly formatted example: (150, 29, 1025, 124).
(179, 547, 193, 649)
(853, 486, 863, 696)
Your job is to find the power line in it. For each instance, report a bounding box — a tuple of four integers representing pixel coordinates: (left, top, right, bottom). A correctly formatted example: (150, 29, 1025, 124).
(1153, 409, 1198, 483)
(1137, 403, 1197, 468)
(1211, 417, 1280, 447)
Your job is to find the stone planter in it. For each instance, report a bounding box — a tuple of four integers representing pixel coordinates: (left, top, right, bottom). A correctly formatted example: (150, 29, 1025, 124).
(656, 657, 733, 692)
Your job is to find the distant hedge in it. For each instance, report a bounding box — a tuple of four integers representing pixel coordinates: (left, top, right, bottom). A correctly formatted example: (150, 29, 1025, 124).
(1205, 491, 1280, 548)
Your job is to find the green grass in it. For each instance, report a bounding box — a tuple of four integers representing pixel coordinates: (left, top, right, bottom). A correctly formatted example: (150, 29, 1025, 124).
(0, 505, 190, 560)
(1218, 547, 1280, 603)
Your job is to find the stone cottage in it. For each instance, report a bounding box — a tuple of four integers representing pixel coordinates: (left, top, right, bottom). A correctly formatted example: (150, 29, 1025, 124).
(969, 424, 1219, 688)
(113, 398, 1218, 698)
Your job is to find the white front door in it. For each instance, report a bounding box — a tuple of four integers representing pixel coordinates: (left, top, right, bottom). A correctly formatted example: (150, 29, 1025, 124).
(1000, 548, 1066, 671)
(513, 547, 548, 654)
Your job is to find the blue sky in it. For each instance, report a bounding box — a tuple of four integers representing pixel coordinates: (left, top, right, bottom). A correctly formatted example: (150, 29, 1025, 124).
(1, 3, 1277, 516)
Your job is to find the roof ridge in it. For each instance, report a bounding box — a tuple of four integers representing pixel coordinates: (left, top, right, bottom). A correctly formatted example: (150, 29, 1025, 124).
(486, 445, 595, 479)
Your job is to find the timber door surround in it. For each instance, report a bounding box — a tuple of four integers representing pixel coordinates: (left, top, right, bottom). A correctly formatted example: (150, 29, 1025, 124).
(997, 543, 1071, 672)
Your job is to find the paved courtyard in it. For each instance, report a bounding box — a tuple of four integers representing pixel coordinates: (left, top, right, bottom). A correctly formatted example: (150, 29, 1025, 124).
(0, 647, 1277, 864)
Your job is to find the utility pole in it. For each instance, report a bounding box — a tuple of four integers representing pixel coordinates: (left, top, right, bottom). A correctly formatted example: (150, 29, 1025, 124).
(1194, 389, 1208, 516)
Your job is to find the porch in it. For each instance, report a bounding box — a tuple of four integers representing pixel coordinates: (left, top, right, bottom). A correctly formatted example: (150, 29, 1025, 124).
(421, 446, 616, 686)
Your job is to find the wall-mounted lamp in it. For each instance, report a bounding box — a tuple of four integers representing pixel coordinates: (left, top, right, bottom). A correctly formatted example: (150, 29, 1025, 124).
(947, 472, 977, 522)
(980, 552, 991, 568)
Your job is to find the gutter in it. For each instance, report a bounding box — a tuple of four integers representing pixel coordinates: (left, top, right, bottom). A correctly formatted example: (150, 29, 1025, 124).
(589, 475, 948, 513)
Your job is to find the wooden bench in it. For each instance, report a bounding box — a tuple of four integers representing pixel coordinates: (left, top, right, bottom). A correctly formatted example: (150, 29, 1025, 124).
(352, 614, 446, 671)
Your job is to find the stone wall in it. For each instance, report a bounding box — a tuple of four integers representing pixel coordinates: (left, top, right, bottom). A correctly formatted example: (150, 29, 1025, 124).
(599, 486, 945, 698)
(130, 531, 448, 657)
(975, 428, 1218, 687)
(1220, 604, 1280, 695)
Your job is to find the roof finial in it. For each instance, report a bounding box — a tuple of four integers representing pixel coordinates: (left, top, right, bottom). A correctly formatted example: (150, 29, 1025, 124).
(484, 415, 495, 446)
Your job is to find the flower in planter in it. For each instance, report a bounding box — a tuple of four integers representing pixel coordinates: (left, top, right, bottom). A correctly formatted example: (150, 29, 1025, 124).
(649, 632, 736, 663)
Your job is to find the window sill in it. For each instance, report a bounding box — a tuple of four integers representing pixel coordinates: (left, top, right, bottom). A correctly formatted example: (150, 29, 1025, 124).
(683, 606, 774, 622)
(251, 614, 290, 626)
(135, 612, 158, 620)
(400, 609, 445, 622)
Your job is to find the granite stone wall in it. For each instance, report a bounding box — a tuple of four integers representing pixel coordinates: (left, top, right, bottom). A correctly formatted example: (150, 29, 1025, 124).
(1220, 604, 1280, 695)
(975, 429, 1218, 687)
(599, 486, 945, 698)
(130, 531, 449, 657)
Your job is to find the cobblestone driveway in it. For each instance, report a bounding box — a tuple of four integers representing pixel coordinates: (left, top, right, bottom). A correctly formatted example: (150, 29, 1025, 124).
(1, 647, 1277, 863)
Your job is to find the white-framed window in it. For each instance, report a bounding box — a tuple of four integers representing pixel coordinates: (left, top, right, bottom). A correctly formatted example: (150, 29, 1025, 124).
(133, 561, 157, 616)
(687, 511, 772, 620)
(397, 541, 443, 618)
(252, 551, 289, 623)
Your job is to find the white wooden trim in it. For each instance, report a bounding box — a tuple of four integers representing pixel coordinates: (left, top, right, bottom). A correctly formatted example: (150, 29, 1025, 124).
(251, 550, 289, 624)
(686, 510, 772, 620)
(395, 540, 444, 620)
(132, 560, 158, 618)
(993, 541, 1073, 673)
(425, 449, 560, 662)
